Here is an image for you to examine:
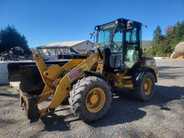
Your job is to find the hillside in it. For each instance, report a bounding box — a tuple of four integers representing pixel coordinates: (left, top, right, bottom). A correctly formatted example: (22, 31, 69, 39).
(142, 40, 152, 49)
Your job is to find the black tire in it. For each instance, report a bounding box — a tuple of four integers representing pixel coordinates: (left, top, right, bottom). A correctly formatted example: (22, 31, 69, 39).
(131, 71, 155, 101)
(69, 76, 112, 122)
(62, 96, 69, 105)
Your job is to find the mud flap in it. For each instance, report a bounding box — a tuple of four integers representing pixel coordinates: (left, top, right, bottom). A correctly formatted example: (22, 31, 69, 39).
(19, 90, 40, 122)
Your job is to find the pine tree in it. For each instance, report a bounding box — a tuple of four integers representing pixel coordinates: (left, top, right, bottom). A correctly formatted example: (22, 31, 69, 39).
(146, 21, 184, 57)
(150, 25, 163, 55)
(0, 25, 31, 54)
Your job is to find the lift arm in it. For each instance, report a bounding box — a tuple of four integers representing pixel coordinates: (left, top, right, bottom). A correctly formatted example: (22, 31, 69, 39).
(20, 52, 103, 122)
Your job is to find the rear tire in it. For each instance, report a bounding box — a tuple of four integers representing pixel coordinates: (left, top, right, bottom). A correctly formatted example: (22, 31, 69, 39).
(131, 72, 155, 101)
(69, 76, 112, 122)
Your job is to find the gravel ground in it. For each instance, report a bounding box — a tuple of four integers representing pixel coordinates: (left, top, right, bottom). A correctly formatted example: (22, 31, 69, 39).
(0, 59, 184, 138)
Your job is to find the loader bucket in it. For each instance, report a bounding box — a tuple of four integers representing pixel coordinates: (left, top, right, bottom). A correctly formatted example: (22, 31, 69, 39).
(19, 65, 45, 122)
(8, 60, 68, 121)
(20, 65, 44, 95)
(8, 61, 67, 94)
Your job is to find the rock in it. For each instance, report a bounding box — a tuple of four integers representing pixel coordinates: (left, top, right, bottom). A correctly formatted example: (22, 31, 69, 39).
(171, 42, 184, 59)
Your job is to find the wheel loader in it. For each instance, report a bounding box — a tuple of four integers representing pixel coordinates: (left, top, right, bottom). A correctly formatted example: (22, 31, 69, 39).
(19, 18, 159, 122)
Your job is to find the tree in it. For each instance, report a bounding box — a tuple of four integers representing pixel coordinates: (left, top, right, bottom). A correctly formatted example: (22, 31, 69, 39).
(147, 25, 164, 55)
(146, 21, 184, 57)
(0, 25, 31, 54)
(165, 26, 175, 36)
(153, 25, 162, 39)
(152, 25, 164, 51)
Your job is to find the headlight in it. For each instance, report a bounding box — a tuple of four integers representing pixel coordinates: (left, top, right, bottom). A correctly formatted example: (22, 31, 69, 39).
(145, 59, 155, 67)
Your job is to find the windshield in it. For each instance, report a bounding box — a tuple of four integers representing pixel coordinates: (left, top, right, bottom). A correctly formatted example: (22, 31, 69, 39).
(97, 22, 116, 48)
(97, 22, 124, 53)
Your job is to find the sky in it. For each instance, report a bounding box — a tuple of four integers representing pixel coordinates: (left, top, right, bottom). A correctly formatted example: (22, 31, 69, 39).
(0, 0, 184, 48)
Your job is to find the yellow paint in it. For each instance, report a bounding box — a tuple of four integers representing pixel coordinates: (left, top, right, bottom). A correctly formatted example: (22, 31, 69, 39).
(144, 78, 152, 95)
(31, 50, 158, 119)
(80, 63, 88, 71)
(43, 65, 65, 81)
(107, 71, 133, 89)
(36, 91, 54, 104)
(96, 50, 104, 74)
(36, 52, 101, 117)
(86, 88, 106, 113)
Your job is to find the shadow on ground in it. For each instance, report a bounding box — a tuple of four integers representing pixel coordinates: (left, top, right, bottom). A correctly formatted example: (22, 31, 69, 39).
(1, 63, 183, 132)
(0, 85, 183, 132)
(38, 85, 184, 131)
(89, 85, 184, 128)
(157, 66, 183, 71)
(0, 92, 19, 98)
(157, 66, 184, 79)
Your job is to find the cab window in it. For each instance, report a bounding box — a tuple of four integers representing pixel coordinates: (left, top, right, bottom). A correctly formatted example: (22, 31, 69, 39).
(126, 27, 137, 43)
(125, 27, 140, 68)
(111, 27, 123, 53)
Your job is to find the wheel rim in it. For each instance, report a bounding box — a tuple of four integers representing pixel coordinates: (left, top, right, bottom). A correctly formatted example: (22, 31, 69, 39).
(86, 88, 106, 113)
(144, 78, 152, 96)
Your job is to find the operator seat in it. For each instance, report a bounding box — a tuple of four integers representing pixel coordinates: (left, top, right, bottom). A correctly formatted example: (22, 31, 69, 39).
(125, 45, 139, 68)
(103, 47, 124, 72)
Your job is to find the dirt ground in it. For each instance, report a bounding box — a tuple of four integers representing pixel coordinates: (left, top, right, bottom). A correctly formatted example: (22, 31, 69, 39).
(176, 55, 184, 59)
(0, 59, 184, 138)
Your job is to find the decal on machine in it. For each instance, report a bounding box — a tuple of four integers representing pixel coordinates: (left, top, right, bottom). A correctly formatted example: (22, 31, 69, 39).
(68, 63, 88, 81)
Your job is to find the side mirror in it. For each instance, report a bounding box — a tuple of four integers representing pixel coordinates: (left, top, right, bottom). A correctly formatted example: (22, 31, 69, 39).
(127, 20, 134, 30)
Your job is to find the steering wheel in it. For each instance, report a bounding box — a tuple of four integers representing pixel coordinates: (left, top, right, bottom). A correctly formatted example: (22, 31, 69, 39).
(110, 41, 120, 52)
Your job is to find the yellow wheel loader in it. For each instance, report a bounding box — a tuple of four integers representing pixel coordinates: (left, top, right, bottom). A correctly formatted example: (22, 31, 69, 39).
(18, 18, 159, 122)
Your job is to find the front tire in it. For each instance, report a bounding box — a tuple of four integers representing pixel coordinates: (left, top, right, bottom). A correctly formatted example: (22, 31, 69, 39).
(131, 72, 155, 101)
(69, 76, 112, 122)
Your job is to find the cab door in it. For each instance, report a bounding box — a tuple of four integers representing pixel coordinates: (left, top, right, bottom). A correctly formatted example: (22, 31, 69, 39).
(124, 27, 141, 68)
(109, 26, 124, 69)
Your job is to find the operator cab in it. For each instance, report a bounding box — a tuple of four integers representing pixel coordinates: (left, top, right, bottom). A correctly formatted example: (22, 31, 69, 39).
(95, 18, 142, 71)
